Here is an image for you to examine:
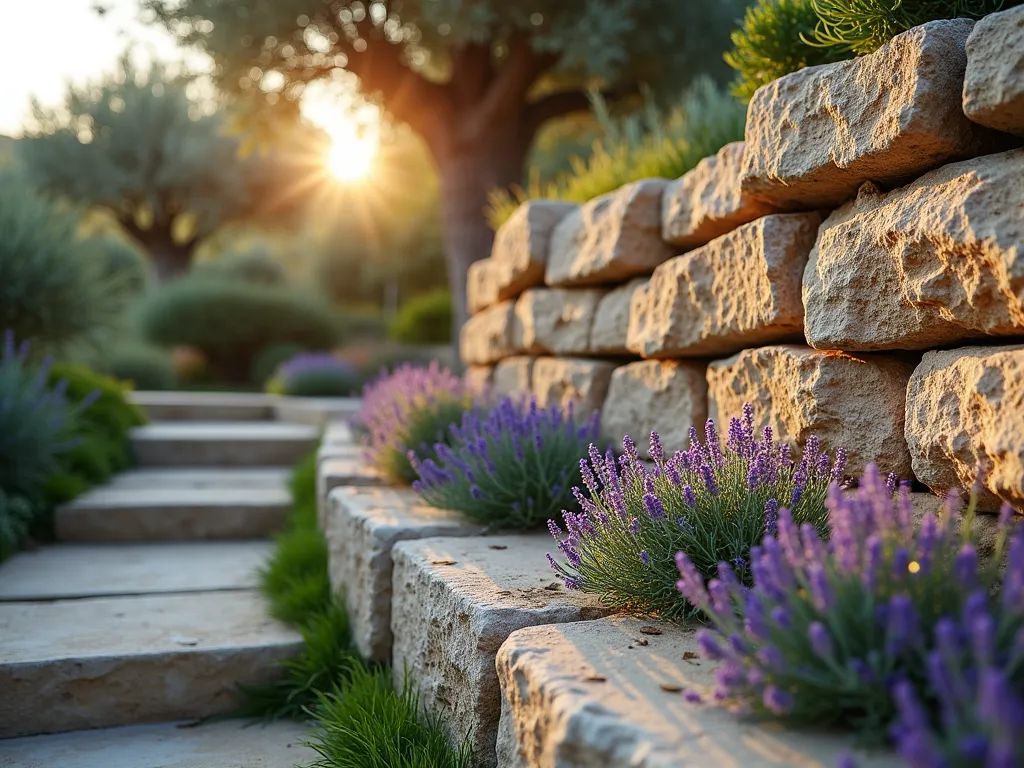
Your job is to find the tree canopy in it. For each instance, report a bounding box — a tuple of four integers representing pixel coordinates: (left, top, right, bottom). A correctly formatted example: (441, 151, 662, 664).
(19, 55, 327, 280)
(145, 0, 748, 325)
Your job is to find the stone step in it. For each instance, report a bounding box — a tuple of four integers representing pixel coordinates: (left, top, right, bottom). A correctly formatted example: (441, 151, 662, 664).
(106, 467, 292, 490)
(273, 396, 361, 428)
(130, 391, 276, 422)
(0, 541, 272, 601)
(131, 422, 319, 467)
(0, 718, 315, 768)
(0, 590, 301, 737)
(56, 485, 292, 542)
(389, 533, 612, 768)
(496, 616, 899, 768)
(323, 486, 485, 663)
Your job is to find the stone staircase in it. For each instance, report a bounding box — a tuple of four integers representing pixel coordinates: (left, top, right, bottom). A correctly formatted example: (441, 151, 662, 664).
(0, 392, 328, 767)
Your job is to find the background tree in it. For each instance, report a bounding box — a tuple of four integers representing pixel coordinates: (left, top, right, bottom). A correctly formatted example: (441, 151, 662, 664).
(144, 0, 748, 326)
(19, 55, 326, 281)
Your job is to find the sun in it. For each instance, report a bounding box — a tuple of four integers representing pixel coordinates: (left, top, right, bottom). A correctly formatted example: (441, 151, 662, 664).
(327, 128, 376, 182)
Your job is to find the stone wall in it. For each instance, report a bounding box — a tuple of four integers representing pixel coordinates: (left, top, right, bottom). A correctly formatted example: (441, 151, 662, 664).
(460, 12, 1024, 512)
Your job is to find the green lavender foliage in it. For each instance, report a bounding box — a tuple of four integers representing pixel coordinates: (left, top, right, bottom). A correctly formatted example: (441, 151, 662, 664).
(548, 406, 844, 621)
(412, 396, 598, 530)
(307, 666, 473, 768)
(810, 0, 1020, 55)
(726, 0, 850, 101)
(0, 490, 34, 562)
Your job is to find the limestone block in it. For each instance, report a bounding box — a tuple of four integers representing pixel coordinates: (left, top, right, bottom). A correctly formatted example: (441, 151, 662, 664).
(460, 300, 517, 366)
(513, 288, 605, 356)
(964, 6, 1024, 136)
(741, 20, 1008, 209)
(493, 356, 537, 399)
(589, 279, 647, 355)
(390, 534, 612, 767)
(905, 345, 1024, 511)
(599, 361, 708, 458)
(496, 617, 899, 768)
(316, 453, 383, 529)
(532, 357, 617, 417)
(662, 142, 781, 249)
(629, 213, 817, 358)
(464, 365, 494, 396)
(323, 487, 484, 662)
(804, 150, 1024, 351)
(467, 259, 503, 314)
(492, 200, 577, 292)
(707, 345, 915, 478)
(546, 180, 674, 287)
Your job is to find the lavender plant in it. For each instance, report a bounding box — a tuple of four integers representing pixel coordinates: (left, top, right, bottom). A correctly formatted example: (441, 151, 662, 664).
(268, 352, 361, 397)
(358, 362, 474, 485)
(411, 396, 598, 529)
(676, 465, 1023, 767)
(547, 404, 844, 620)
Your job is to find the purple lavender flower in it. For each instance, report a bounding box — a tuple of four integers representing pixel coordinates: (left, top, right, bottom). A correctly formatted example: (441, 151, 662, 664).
(808, 621, 834, 659)
(762, 686, 794, 716)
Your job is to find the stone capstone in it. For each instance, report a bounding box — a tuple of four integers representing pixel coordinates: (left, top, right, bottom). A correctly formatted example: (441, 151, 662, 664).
(963, 5, 1024, 136)
(588, 279, 647, 355)
(492, 200, 578, 293)
(513, 288, 605, 355)
(390, 534, 612, 767)
(460, 300, 517, 366)
(545, 180, 674, 287)
(707, 345, 915, 478)
(323, 487, 485, 662)
(316, 453, 383, 529)
(741, 19, 1007, 209)
(905, 345, 1024, 511)
(628, 213, 817, 358)
(804, 150, 1024, 351)
(493, 356, 537, 399)
(661, 142, 780, 249)
(599, 361, 708, 459)
(495, 617, 900, 768)
(531, 358, 617, 417)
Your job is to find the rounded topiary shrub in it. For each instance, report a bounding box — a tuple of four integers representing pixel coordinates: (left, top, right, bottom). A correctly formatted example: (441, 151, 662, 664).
(137, 278, 341, 384)
(268, 353, 362, 397)
(251, 342, 307, 388)
(191, 246, 288, 286)
(105, 344, 177, 391)
(388, 290, 452, 345)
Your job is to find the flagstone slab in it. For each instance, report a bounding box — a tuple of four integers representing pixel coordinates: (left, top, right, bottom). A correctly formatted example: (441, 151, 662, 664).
(273, 396, 360, 428)
(56, 486, 291, 541)
(131, 422, 318, 467)
(0, 591, 300, 737)
(323, 486, 484, 663)
(0, 542, 272, 601)
(129, 391, 275, 422)
(390, 534, 613, 767)
(0, 718, 316, 768)
(316, 455, 384, 529)
(496, 616, 899, 768)
(105, 467, 292, 490)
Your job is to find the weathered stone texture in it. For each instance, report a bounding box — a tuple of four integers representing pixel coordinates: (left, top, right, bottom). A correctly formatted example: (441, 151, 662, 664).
(963, 6, 1024, 136)
(741, 20, 1006, 209)
(324, 487, 484, 662)
(629, 213, 817, 358)
(662, 142, 780, 249)
(467, 259, 502, 314)
(804, 150, 1024, 351)
(707, 345, 915, 478)
(513, 288, 605, 355)
(460, 300, 517, 366)
(464, 365, 494, 396)
(391, 535, 611, 767)
(905, 345, 1024, 510)
(532, 358, 617, 416)
(317, 453, 383, 529)
(589, 279, 647, 355)
(496, 617, 899, 768)
(493, 356, 537, 399)
(599, 361, 707, 458)
(493, 200, 577, 289)
(545, 180, 674, 287)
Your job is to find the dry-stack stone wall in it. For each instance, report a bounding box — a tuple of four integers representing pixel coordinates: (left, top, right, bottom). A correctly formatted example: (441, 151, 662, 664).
(460, 15, 1024, 512)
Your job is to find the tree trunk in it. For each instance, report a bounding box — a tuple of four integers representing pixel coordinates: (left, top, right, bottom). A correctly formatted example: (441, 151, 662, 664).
(125, 224, 196, 283)
(434, 118, 530, 368)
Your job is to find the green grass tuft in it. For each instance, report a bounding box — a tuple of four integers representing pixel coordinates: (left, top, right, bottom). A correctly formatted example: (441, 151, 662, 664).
(307, 665, 473, 768)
